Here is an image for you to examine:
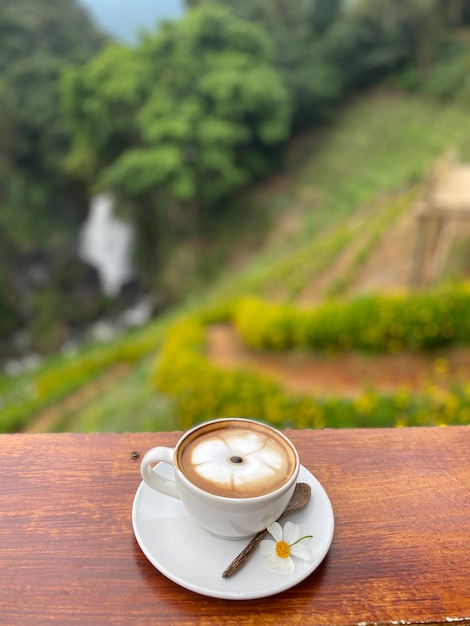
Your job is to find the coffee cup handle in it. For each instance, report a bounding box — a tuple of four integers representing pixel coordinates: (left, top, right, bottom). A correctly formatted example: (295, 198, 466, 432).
(140, 447, 180, 499)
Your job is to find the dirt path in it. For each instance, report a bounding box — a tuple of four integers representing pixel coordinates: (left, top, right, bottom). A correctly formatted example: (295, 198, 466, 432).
(207, 324, 470, 397)
(348, 211, 418, 297)
(297, 217, 371, 305)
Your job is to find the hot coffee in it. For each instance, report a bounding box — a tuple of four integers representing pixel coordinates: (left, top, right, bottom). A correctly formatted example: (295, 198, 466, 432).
(141, 417, 300, 537)
(176, 419, 297, 498)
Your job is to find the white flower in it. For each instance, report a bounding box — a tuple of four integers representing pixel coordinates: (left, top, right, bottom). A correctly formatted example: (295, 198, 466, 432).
(259, 521, 313, 575)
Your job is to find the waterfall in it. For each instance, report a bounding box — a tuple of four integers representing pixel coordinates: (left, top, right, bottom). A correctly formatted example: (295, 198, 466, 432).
(78, 194, 134, 297)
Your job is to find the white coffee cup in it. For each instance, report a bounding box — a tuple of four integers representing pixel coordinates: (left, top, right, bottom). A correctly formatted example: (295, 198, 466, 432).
(140, 418, 300, 539)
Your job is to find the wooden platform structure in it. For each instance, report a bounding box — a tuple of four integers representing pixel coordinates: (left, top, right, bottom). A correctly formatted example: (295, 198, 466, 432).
(411, 151, 470, 287)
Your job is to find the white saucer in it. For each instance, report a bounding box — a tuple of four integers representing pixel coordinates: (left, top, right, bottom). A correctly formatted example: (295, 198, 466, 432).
(132, 464, 334, 600)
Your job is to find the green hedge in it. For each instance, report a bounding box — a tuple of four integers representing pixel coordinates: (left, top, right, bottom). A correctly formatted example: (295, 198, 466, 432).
(152, 317, 470, 430)
(233, 285, 470, 353)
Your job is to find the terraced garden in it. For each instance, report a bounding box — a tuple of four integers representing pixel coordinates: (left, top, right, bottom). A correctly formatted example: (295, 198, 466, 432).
(2, 91, 470, 433)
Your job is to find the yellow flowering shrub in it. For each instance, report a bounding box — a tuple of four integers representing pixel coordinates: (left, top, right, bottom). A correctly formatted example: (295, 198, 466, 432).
(234, 284, 470, 353)
(152, 315, 470, 430)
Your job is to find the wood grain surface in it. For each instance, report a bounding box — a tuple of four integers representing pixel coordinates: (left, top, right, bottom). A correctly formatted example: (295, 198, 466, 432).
(0, 427, 469, 626)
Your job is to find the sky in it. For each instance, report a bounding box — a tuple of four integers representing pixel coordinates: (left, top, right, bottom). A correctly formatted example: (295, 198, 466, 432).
(77, 0, 185, 44)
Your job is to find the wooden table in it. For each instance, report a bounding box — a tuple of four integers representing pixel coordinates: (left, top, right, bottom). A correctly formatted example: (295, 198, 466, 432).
(1, 427, 469, 625)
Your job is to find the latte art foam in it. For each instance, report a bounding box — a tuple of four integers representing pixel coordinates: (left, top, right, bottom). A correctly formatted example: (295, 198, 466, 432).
(178, 423, 296, 498)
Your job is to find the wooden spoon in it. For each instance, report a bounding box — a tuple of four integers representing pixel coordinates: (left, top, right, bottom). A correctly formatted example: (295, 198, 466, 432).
(222, 482, 312, 578)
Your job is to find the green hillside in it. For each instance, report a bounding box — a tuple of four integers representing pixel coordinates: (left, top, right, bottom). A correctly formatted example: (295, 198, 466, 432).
(2, 90, 470, 434)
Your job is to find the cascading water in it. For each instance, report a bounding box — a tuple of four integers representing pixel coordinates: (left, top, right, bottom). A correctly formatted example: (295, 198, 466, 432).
(78, 194, 134, 297)
(2, 195, 149, 375)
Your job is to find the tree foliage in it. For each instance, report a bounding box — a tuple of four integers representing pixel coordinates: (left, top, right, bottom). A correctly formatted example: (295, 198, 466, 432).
(185, 0, 344, 128)
(63, 5, 291, 277)
(62, 44, 141, 183)
(323, 0, 470, 94)
(0, 0, 107, 343)
(0, 0, 106, 249)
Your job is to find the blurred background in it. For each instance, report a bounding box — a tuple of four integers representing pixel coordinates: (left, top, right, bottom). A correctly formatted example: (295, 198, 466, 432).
(2, 0, 470, 434)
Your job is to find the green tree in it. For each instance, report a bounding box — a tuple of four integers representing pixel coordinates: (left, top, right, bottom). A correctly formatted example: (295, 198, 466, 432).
(186, 0, 343, 128)
(0, 0, 106, 250)
(311, 0, 344, 35)
(63, 5, 291, 283)
(323, 0, 461, 94)
(62, 43, 141, 184)
(0, 0, 106, 343)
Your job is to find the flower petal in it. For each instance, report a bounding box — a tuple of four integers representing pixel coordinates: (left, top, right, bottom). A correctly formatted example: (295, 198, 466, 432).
(283, 521, 300, 545)
(266, 522, 283, 543)
(278, 556, 295, 575)
(259, 540, 276, 556)
(264, 554, 283, 570)
(290, 543, 312, 561)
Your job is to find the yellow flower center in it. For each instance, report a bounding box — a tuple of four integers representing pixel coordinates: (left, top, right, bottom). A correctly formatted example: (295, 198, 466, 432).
(275, 541, 291, 559)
